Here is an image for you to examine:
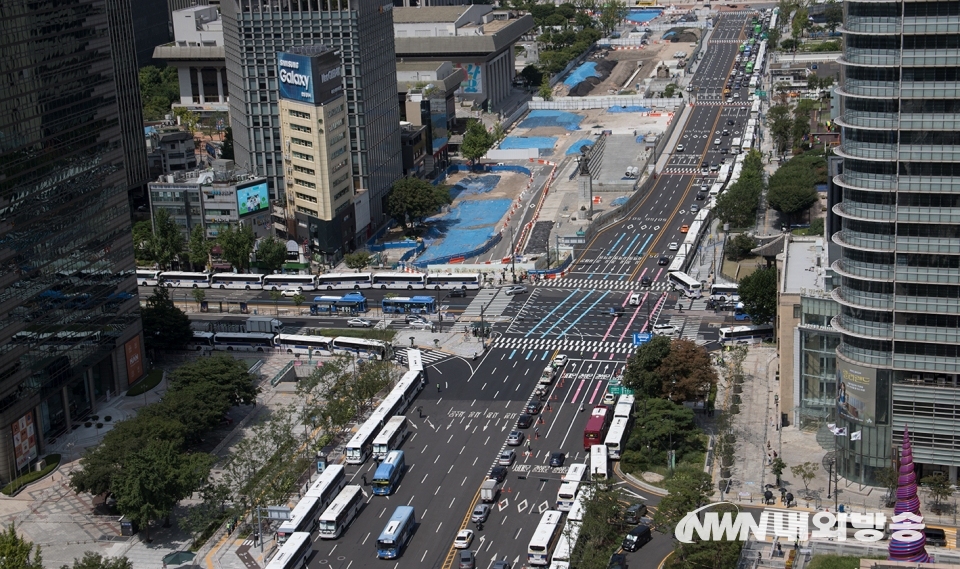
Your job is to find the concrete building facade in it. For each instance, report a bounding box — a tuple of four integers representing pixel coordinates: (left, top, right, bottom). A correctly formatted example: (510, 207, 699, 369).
(397, 61, 465, 177)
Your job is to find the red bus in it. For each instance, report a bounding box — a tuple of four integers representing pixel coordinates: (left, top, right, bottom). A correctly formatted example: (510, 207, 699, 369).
(583, 406, 612, 450)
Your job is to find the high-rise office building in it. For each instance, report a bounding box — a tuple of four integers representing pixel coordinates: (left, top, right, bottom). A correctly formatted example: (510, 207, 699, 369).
(221, 0, 402, 242)
(0, 0, 147, 481)
(832, 0, 960, 483)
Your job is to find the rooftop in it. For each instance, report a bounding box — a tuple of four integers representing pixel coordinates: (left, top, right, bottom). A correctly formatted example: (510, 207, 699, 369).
(781, 236, 824, 295)
(393, 6, 471, 24)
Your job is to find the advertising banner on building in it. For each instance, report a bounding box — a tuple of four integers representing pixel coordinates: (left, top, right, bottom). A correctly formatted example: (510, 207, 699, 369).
(125, 337, 143, 385)
(836, 361, 877, 424)
(11, 412, 38, 471)
(277, 49, 343, 105)
(237, 181, 270, 216)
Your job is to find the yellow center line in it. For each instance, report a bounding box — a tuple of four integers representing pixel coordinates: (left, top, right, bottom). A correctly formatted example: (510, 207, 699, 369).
(440, 485, 484, 569)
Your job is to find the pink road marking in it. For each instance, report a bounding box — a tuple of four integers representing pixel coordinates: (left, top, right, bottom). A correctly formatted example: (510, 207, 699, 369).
(588, 378, 604, 405)
(618, 292, 651, 342)
(641, 294, 670, 333)
(654, 268, 665, 281)
(637, 267, 649, 279)
(593, 292, 635, 358)
(570, 378, 587, 403)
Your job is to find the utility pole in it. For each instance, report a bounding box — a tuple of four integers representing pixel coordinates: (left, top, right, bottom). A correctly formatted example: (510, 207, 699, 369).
(509, 224, 517, 283)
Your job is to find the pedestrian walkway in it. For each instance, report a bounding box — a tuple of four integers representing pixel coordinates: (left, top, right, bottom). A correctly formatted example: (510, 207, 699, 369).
(392, 347, 451, 368)
(537, 279, 671, 292)
(460, 287, 513, 321)
(493, 336, 636, 355)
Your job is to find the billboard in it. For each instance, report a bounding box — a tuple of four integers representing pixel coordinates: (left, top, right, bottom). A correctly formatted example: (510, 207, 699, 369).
(277, 49, 343, 105)
(237, 181, 269, 216)
(125, 337, 143, 385)
(11, 411, 38, 471)
(455, 63, 482, 94)
(836, 361, 876, 425)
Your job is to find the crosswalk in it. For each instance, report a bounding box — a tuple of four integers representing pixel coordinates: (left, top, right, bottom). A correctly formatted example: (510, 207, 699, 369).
(460, 287, 514, 321)
(537, 279, 672, 292)
(393, 347, 449, 367)
(494, 336, 638, 355)
(666, 315, 702, 342)
(661, 168, 707, 175)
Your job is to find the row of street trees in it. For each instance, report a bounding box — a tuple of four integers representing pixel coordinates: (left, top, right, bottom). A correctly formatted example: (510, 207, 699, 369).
(0, 524, 132, 569)
(714, 150, 765, 229)
(134, 212, 288, 273)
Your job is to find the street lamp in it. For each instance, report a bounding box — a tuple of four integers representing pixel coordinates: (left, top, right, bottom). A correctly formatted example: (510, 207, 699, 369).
(509, 225, 517, 284)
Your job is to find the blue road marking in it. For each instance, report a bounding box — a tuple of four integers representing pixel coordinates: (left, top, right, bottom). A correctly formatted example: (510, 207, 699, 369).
(526, 350, 534, 360)
(527, 289, 584, 335)
(542, 351, 549, 361)
(632, 234, 654, 257)
(539, 291, 600, 339)
(509, 349, 517, 359)
(556, 291, 612, 339)
(618, 233, 642, 258)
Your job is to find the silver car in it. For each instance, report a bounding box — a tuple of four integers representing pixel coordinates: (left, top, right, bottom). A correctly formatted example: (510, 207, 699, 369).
(504, 285, 528, 296)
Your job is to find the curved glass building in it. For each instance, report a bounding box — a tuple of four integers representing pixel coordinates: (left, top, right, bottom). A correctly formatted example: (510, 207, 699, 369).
(832, 0, 960, 484)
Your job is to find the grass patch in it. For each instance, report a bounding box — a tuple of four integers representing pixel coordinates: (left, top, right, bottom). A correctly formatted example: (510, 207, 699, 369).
(317, 328, 396, 342)
(806, 555, 886, 569)
(622, 449, 707, 489)
(2, 454, 61, 495)
(721, 256, 764, 283)
(127, 368, 164, 397)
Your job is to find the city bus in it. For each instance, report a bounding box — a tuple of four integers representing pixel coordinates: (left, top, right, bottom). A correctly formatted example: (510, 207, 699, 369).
(553, 518, 580, 565)
(331, 337, 393, 360)
(667, 271, 703, 298)
(746, 61, 755, 74)
(604, 417, 630, 460)
(274, 334, 335, 356)
(371, 272, 427, 289)
(613, 394, 634, 421)
(318, 485, 364, 539)
(563, 463, 588, 483)
(556, 463, 587, 511)
(213, 332, 276, 352)
(709, 283, 739, 303)
(265, 531, 312, 569)
(373, 416, 409, 461)
(528, 510, 564, 566)
(316, 272, 373, 290)
(275, 496, 322, 544)
(734, 302, 752, 321)
(345, 407, 390, 465)
(590, 444, 608, 479)
(426, 273, 482, 290)
(263, 274, 318, 292)
(309, 293, 368, 315)
(372, 450, 406, 496)
(376, 506, 416, 559)
(210, 272, 265, 290)
(568, 489, 589, 524)
(159, 271, 211, 288)
(136, 269, 162, 287)
(304, 464, 347, 512)
(381, 296, 436, 315)
(719, 324, 774, 345)
(406, 348, 423, 373)
(583, 406, 611, 451)
(188, 331, 215, 351)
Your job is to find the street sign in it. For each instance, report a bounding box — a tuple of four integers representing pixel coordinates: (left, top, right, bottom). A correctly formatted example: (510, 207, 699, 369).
(632, 332, 653, 346)
(559, 235, 586, 245)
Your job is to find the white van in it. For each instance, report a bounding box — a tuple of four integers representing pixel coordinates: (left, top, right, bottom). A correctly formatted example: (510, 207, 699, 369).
(629, 293, 641, 306)
(730, 137, 742, 153)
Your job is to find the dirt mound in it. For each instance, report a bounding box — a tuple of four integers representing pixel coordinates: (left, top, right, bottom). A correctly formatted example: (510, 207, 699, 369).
(568, 59, 617, 97)
(663, 28, 700, 43)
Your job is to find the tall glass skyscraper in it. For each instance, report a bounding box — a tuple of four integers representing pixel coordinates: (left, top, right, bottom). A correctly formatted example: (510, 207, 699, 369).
(832, 0, 960, 483)
(0, 0, 146, 481)
(221, 0, 402, 240)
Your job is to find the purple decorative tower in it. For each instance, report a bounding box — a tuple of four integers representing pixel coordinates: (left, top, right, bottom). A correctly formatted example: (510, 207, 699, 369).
(888, 427, 931, 563)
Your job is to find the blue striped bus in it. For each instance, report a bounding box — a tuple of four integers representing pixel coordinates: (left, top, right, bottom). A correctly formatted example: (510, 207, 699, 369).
(376, 506, 416, 559)
(372, 450, 406, 496)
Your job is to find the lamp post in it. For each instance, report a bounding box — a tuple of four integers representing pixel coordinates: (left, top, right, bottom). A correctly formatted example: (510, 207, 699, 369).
(509, 224, 517, 284)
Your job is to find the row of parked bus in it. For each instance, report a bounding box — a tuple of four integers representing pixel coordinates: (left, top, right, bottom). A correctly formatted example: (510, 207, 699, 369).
(136, 269, 482, 291)
(189, 331, 395, 360)
(267, 357, 427, 567)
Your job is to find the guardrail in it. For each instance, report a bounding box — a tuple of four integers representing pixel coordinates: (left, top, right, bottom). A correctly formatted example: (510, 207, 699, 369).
(270, 361, 294, 387)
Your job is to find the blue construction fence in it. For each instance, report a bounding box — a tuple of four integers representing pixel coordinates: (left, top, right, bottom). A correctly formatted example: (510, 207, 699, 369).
(399, 242, 426, 263)
(411, 232, 502, 268)
(432, 163, 533, 186)
(528, 251, 573, 277)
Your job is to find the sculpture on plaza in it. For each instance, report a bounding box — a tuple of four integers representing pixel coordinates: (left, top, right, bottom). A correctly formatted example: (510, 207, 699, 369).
(887, 427, 931, 563)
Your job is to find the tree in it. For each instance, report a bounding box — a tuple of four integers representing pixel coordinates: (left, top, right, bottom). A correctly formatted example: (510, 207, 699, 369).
(113, 439, 212, 542)
(652, 467, 713, 533)
(597, 0, 628, 35)
(217, 223, 256, 272)
(623, 399, 704, 473)
(767, 104, 794, 155)
(61, 552, 133, 569)
(169, 354, 260, 408)
(146, 209, 185, 270)
(141, 286, 193, 351)
(767, 180, 818, 227)
(771, 457, 787, 486)
(0, 523, 43, 569)
(569, 478, 625, 569)
(344, 251, 371, 272)
(292, 293, 306, 314)
(133, 221, 154, 265)
(738, 267, 778, 325)
(656, 340, 718, 403)
(875, 466, 899, 507)
(461, 120, 495, 164)
(790, 461, 819, 494)
(520, 65, 543, 89)
(792, 7, 809, 39)
(269, 289, 282, 315)
(256, 236, 288, 274)
(823, 3, 842, 33)
(191, 288, 205, 309)
(725, 234, 756, 262)
(670, 503, 743, 568)
(385, 177, 452, 229)
(173, 107, 201, 141)
(538, 75, 553, 101)
(220, 127, 235, 160)
(187, 224, 211, 271)
(623, 335, 672, 399)
(921, 472, 953, 515)
(138, 65, 180, 121)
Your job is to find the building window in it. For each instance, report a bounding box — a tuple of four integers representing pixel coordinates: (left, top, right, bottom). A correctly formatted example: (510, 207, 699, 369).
(329, 118, 345, 130)
(290, 123, 312, 133)
(328, 103, 344, 116)
(793, 304, 801, 319)
(330, 145, 347, 159)
(292, 150, 313, 161)
(295, 192, 318, 203)
(332, 173, 349, 186)
(334, 186, 350, 200)
(289, 109, 311, 119)
(291, 137, 313, 148)
(293, 164, 315, 176)
(294, 178, 316, 189)
(296, 205, 318, 216)
(328, 131, 346, 145)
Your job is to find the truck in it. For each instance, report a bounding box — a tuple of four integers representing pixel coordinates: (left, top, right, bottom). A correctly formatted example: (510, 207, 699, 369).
(480, 478, 499, 503)
(730, 137, 742, 153)
(245, 316, 283, 334)
(539, 365, 557, 385)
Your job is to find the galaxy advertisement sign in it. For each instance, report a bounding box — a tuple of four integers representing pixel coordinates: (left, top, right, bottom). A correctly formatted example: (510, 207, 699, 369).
(277, 50, 343, 105)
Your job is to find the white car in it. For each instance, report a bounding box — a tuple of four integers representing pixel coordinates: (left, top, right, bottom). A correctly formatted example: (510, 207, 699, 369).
(347, 318, 372, 328)
(668, 242, 679, 251)
(408, 321, 432, 330)
(454, 529, 474, 549)
(553, 354, 568, 368)
(676, 144, 685, 152)
(653, 324, 678, 337)
(279, 287, 303, 298)
(602, 392, 617, 405)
